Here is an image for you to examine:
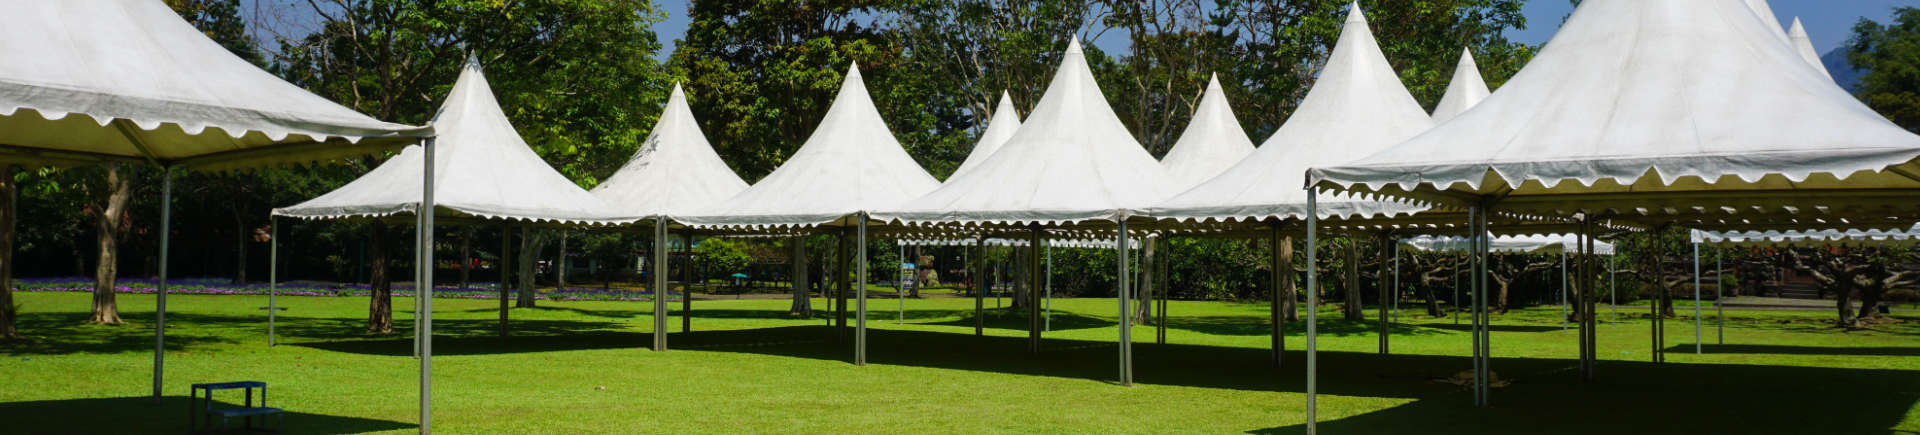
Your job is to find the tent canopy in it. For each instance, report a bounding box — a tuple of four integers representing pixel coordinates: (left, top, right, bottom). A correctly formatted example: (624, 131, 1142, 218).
(1788, 18, 1833, 78)
(1307, 0, 1920, 230)
(590, 84, 750, 220)
(950, 92, 1023, 180)
(0, 0, 427, 169)
(273, 58, 637, 225)
(1159, 74, 1256, 190)
(1148, 3, 1431, 225)
(877, 38, 1175, 227)
(1430, 49, 1491, 124)
(677, 64, 939, 229)
(1693, 225, 1920, 248)
(1403, 233, 1615, 255)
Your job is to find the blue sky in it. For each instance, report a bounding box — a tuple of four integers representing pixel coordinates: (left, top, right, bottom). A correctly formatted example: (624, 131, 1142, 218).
(645, 1, 1912, 60)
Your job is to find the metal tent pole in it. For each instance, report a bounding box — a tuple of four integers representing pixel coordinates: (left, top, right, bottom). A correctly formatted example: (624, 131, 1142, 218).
(1392, 242, 1399, 321)
(856, 215, 868, 366)
(1045, 243, 1052, 332)
(1561, 251, 1568, 331)
(1117, 220, 1133, 386)
(498, 222, 510, 337)
(897, 243, 904, 325)
(1473, 202, 1491, 407)
(653, 216, 668, 351)
(1303, 190, 1319, 434)
(1453, 252, 1461, 325)
(152, 167, 172, 403)
(419, 137, 437, 434)
(1610, 254, 1617, 323)
(1693, 242, 1701, 354)
(1716, 247, 1723, 345)
(1468, 205, 1482, 407)
(975, 235, 985, 336)
(269, 216, 278, 347)
(1028, 226, 1041, 354)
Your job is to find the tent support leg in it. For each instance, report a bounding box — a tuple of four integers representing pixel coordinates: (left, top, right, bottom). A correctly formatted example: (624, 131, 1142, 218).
(1303, 190, 1319, 434)
(975, 235, 985, 337)
(1116, 220, 1132, 386)
(418, 137, 437, 434)
(152, 168, 172, 403)
(653, 217, 668, 351)
(1693, 242, 1701, 354)
(856, 216, 869, 366)
(269, 216, 278, 347)
(499, 223, 510, 337)
(1271, 224, 1286, 368)
(1028, 226, 1042, 354)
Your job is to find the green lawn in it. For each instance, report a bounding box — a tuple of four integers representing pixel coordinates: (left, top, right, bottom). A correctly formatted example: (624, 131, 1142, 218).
(2, 290, 1917, 434)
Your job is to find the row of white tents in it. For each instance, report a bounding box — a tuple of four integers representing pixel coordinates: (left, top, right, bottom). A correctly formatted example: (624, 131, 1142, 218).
(5, 1, 1919, 433)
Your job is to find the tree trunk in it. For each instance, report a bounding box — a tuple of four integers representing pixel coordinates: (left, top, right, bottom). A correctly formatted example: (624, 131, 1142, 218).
(1136, 235, 1156, 325)
(1343, 239, 1363, 322)
(89, 163, 132, 325)
(1494, 276, 1513, 314)
(367, 222, 394, 333)
(516, 227, 538, 308)
(231, 206, 247, 284)
(0, 165, 17, 340)
(1857, 285, 1886, 321)
(1279, 236, 1297, 322)
(555, 231, 568, 290)
(459, 227, 472, 289)
(789, 236, 811, 316)
(1836, 286, 1856, 327)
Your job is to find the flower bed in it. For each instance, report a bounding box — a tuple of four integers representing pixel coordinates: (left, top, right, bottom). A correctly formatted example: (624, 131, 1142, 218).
(13, 277, 679, 302)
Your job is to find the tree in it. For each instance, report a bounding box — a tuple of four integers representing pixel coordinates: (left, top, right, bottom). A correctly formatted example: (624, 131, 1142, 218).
(1849, 6, 1920, 133)
(1403, 251, 1462, 317)
(84, 164, 137, 325)
(0, 165, 16, 340)
(366, 221, 395, 333)
(1790, 247, 1919, 327)
(1487, 254, 1557, 314)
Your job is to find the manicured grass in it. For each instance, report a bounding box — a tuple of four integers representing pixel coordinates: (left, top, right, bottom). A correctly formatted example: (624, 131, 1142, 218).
(2, 290, 1917, 433)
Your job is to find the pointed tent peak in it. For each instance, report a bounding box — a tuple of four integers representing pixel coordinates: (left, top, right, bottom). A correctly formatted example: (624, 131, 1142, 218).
(462, 53, 483, 70)
(994, 90, 1018, 116)
(1206, 73, 1223, 91)
(1066, 36, 1084, 54)
(1787, 17, 1833, 78)
(1745, 0, 1790, 42)
(1346, 1, 1367, 24)
(670, 82, 686, 98)
(1432, 46, 1492, 123)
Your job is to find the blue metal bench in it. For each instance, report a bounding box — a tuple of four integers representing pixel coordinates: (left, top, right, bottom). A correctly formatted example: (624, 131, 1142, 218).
(190, 381, 283, 433)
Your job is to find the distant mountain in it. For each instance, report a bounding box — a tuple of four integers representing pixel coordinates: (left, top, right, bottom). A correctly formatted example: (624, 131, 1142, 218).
(1821, 47, 1865, 92)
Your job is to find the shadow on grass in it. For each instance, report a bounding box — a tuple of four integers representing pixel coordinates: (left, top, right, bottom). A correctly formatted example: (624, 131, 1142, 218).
(0, 396, 412, 434)
(923, 308, 1113, 332)
(1247, 356, 1920, 434)
(1665, 344, 1920, 357)
(0, 312, 239, 355)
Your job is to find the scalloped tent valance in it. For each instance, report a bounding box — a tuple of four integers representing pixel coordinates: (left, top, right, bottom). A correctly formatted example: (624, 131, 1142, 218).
(0, 0, 427, 170)
(1306, 0, 1920, 226)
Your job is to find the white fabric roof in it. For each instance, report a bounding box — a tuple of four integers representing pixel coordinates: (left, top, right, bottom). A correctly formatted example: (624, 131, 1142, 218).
(1693, 225, 1920, 247)
(1159, 74, 1256, 189)
(1430, 49, 1491, 124)
(1147, 3, 1431, 224)
(589, 84, 749, 219)
(950, 92, 1022, 179)
(876, 38, 1176, 226)
(1744, 0, 1791, 44)
(677, 64, 939, 229)
(897, 237, 1133, 250)
(1787, 18, 1833, 79)
(274, 58, 638, 225)
(1403, 234, 1615, 255)
(0, 0, 426, 169)
(1307, 0, 1920, 223)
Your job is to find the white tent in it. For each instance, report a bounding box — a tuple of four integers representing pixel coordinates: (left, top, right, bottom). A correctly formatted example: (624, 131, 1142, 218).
(275, 58, 639, 225)
(0, 0, 433, 416)
(1159, 74, 1256, 190)
(1430, 49, 1491, 124)
(878, 37, 1175, 385)
(1788, 18, 1833, 79)
(1745, 0, 1791, 44)
(879, 37, 1175, 226)
(675, 63, 936, 365)
(0, 0, 429, 169)
(950, 92, 1023, 179)
(677, 64, 939, 229)
(1148, 4, 1431, 225)
(591, 84, 750, 218)
(1403, 234, 1614, 255)
(588, 83, 752, 351)
(1305, 0, 1920, 407)
(1306, 0, 1920, 227)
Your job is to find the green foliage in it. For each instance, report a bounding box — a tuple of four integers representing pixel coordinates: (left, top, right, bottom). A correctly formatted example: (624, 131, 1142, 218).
(1849, 6, 1920, 133)
(693, 238, 753, 277)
